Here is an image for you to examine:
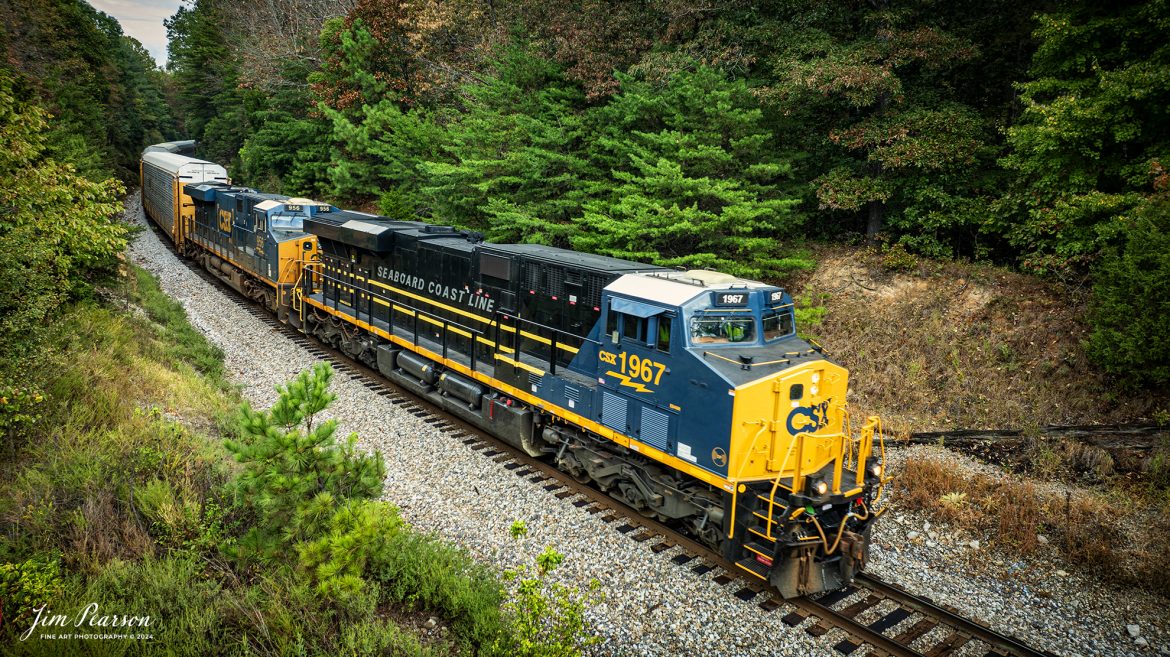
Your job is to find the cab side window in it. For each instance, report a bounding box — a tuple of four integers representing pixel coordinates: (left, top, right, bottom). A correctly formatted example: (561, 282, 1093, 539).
(622, 313, 647, 342)
(655, 315, 672, 352)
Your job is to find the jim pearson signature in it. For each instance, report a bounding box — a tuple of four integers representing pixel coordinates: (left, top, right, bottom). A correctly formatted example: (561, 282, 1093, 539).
(15, 603, 153, 641)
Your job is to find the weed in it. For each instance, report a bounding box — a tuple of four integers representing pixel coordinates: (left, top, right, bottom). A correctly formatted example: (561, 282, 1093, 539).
(939, 491, 968, 509)
(1154, 408, 1170, 427)
(510, 520, 529, 539)
(498, 538, 601, 657)
(0, 558, 64, 630)
(128, 267, 226, 383)
(898, 452, 1169, 595)
(881, 243, 918, 272)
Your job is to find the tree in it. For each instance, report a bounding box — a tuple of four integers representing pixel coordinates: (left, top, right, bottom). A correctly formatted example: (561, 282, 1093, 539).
(758, 1, 991, 252)
(997, 1, 1170, 274)
(166, 0, 251, 168)
(0, 0, 175, 180)
(0, 71, 126, 373)
(309, 18, 448, 207)
(420, 46, 593, 241)
(576, 66, 805, 278)
(1085, 164, 1170, 386)
(238, 58, 333, 196)
(224, 363, 387, 566)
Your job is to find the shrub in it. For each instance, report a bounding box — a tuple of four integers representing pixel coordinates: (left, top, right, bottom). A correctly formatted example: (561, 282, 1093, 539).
(0, 71, 126, 373)
(497, 545, 601, 657)
(0, 558, 65, 631)
(371, 530, 508, 650)
(1086, 195, 1170, 387)
(224, 362, 386, 565)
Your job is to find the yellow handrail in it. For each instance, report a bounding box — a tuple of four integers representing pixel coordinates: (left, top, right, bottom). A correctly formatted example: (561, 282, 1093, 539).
(763, 429, 805, 539)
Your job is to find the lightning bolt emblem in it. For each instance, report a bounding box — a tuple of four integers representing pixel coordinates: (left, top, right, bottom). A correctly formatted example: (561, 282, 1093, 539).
(605, 370, 652, 393)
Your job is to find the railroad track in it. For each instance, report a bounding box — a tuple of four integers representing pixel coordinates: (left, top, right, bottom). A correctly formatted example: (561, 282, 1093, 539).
(150, 218, 1056, 657)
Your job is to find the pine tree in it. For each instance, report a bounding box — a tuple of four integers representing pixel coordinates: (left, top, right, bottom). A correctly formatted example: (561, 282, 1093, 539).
(997, 1, 1170, 274)
(576, 66, 804, 278)
(420, 45, 595, 243)
(224, 363, 386, 564)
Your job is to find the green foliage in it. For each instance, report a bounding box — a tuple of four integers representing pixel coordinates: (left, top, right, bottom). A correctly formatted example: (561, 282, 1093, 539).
(1086, 193, 1170, 386)
(0, 69, 127, 377)
(166, 0, 253, 169)
(129, 267, 226, 381)
(794, 293, 830, 338)
(237, 60, 333, 196)
(0, 0, 174, 180)
(421, 46, 594, 243)
(881, 243, 919, 272)
(371, 530, 509, 649)
(0, 558, 65, 629)
(509, 520, 529, 539)
(0, 386, 45, 444)
(224, 363, 386, 567)
(498, 544, 600, 657)
(576, 66, 804, 278)
(998, 2, 1170, 274)
(755, 1, 1002, 256)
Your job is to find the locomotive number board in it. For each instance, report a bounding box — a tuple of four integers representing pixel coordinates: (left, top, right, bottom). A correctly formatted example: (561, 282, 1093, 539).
(713, 291, 749, 307)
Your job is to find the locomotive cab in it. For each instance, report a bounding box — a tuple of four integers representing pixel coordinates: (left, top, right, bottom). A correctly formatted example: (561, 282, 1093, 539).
(591, 270, 887, 597)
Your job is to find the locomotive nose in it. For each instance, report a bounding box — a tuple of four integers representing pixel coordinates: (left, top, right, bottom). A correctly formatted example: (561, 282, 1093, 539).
(727, 360, 851, 485)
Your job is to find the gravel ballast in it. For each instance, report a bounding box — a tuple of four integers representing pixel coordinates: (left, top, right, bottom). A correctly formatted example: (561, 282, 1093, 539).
(127, 195, 1167, 657)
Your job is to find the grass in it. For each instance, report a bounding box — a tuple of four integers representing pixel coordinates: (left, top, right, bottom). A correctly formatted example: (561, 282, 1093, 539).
(791, 246, 1170, 433)
(897, 451, 1170, 595)
(0, 265, 589, 656)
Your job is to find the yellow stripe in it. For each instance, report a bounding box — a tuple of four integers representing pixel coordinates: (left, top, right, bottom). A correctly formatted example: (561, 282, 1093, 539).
(494, 354, 544, 376)
(188, 235, 278, 289)
(744, 542, 773, 559)
(735, 563, 768, 580)
(748, 526, 775, 542)
(303, 296, 735, 491)
(361, 275, 579, 355)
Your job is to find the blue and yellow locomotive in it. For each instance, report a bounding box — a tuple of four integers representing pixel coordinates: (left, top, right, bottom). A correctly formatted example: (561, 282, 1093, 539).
(142, 145, 888, 598)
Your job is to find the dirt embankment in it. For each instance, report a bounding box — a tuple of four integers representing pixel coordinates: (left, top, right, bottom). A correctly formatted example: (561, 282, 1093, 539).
(788, 248, 1170, 434)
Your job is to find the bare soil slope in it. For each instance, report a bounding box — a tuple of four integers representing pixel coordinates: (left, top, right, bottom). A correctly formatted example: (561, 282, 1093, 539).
(789, 248, 1169, 434)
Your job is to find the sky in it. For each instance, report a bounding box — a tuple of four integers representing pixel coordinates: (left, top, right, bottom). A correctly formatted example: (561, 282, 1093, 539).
(90, 0, 183, 67)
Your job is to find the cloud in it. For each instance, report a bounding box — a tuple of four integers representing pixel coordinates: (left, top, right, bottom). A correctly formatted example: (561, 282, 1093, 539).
(89, 0, 183, 67)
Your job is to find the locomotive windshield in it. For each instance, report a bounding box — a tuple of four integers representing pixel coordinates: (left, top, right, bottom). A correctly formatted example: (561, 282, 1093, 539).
(762, 309, 795, 341)
(690, 314, 756, 344)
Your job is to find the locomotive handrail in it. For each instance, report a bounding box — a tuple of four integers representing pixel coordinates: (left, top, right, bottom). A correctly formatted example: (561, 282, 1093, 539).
(309, 264, 486, 357)
(304, 259, 596, 364)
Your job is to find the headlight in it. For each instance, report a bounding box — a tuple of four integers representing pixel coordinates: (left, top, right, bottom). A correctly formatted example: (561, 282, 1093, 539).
(806, 475, 828, 496)
(866, 457, 883, 480)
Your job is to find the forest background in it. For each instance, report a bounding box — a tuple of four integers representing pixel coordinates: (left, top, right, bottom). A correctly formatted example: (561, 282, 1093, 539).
(2, 0, 1168, 386)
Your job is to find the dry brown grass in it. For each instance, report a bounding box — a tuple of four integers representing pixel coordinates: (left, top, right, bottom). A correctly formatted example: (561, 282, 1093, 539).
(784, 247, 1170, 432)
(898, 452, 1170, 594)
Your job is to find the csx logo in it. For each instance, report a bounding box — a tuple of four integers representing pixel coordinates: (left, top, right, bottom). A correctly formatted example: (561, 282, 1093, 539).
(599, 351, 618, 366)
(217, 209, 232, 233)
(786, 399, 832, 436)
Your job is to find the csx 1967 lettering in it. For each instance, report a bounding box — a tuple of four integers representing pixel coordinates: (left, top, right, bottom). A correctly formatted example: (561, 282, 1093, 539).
(599, 351, 666, 388)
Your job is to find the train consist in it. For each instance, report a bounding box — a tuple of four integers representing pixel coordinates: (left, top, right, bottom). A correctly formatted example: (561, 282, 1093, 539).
(141, 145, 889, 598)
